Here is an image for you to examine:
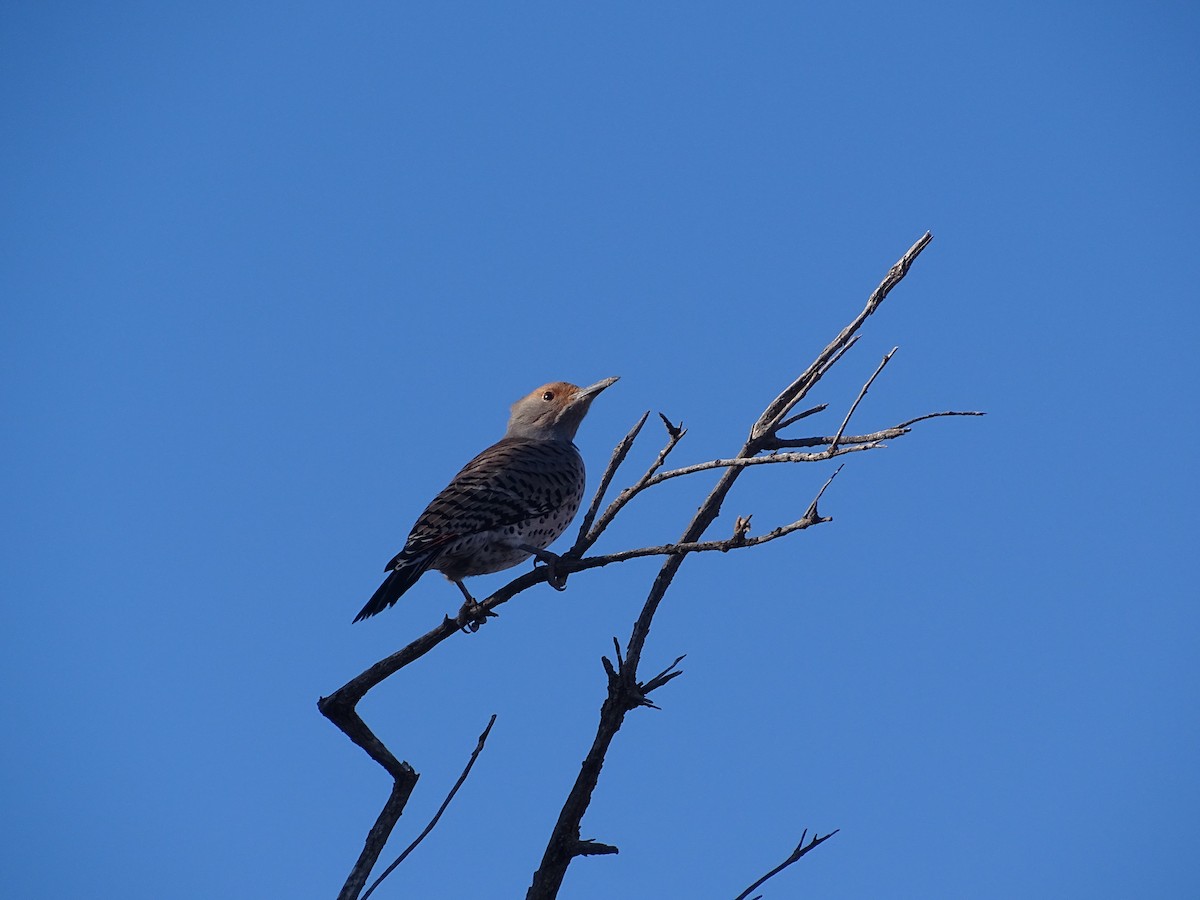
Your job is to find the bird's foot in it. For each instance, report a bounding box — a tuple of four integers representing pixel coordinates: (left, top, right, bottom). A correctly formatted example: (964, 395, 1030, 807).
(520, 545, 570, 591)
(458, 600, 497, 633)
(453, 580, 496, 633)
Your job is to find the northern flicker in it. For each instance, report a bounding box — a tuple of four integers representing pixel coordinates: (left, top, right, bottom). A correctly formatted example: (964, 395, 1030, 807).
(354, 377, 619, 622)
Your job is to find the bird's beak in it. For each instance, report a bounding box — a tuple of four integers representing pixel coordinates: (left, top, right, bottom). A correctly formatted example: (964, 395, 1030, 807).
(574, 376, 620, 403)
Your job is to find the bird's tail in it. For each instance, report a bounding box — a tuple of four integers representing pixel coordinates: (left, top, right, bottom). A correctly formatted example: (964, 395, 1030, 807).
(353, 551, 440, 622)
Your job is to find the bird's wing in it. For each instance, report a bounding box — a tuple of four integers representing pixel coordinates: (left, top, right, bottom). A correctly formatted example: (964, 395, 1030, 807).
(398, 438, 583, 551)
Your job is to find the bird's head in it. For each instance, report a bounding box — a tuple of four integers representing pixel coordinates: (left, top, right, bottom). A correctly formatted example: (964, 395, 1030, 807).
(505, 376, 619, 442)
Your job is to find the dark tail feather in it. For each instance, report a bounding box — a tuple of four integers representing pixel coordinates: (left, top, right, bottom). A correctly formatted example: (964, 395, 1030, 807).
(353, 553, 439, 622)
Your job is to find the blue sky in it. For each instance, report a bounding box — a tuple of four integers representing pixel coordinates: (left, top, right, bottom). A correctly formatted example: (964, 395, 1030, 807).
(2, 3, 1197, 898)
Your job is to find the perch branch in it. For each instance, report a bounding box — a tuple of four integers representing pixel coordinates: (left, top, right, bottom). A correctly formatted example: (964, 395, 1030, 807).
(320, 443, 853, 900)
(323, 231, 978, 900)
(320, 403, 972, 754)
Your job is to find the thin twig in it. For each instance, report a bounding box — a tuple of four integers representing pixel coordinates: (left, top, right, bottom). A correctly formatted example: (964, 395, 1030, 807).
(776, 404, 828, 430)
(760, 409, 983, 451)
(803, 463, 843, 520)
(816, 334, 861, 381)
(643, 442, 881, 488)
(639, 654, 687, 708)
(361, 715, 498, 900)
(830, 347, 897, 454)
(573, 509, 828, 565)
(732, 829, 841, 900)
(577, 414, 687, 551)
(896, 409, 986, 429)
(570, 411, 650, 554)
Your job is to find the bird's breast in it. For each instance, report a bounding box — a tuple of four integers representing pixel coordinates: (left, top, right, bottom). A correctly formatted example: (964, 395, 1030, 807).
(430, 448, 587, 580)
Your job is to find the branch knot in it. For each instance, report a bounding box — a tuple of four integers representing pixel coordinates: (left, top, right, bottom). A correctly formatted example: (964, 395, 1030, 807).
(603, 640, 685, 712)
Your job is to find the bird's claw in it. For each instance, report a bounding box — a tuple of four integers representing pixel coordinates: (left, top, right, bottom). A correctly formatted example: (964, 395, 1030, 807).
(516, 543, 571, 591)
(545, 565, 569, 591)
(531, 551, 568, 590)
(458, 600, 497, 633)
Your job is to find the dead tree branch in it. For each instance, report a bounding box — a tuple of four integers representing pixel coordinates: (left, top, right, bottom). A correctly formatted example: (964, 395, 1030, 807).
(524, 231, 944, 899)
(570, 411, 650, 549)
(733, 829, 841, 900)
(360, 715, 497, 900)
(830, 347, 896, 453)
(570, 413, 688, 555)
(320, 231, 979, 898)
(750, 230, 932, 444)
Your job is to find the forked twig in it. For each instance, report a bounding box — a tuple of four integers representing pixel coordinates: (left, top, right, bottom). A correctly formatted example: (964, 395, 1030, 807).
(830, 347, 896, 454)
(570, 411, 649, 552)
(575, 413, 688, 552)
(732, 829, 841, 900)
(750, 231, 933, 443)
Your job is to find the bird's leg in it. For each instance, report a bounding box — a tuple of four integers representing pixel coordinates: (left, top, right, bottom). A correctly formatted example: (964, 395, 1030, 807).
(454, 579, 476, 605)
(518, 544, 569, 592)
(454, 579, 495, 633)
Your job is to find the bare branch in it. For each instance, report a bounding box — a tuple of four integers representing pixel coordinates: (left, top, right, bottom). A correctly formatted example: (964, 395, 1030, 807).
(760, 409, 984, 451)
(643, 442, 881, 488)
(320, 231, 977, 900)
(597, 465, 838, 564)
(575, 413, 687, 553)
(897, 409, 986, 429)
(329, 782, 415, 900)
(575, 840, 619, 856)
(803, 464, 843, 521)
(527, 232, 937, 899)
(731, 514, 753, 545)
(570, 411, 650, 553)
(733, 829, 841, 900)
(361, 715, 498, 900)
(830, 347, 896, 454)
(776, 403, 828, 430)
(318, 449, 850, 878)
(816, 333, 861, 380)
(658, 411, 684, 439)
(639, 654, 686, 708)
(571, 511, 829, 567)
(750, 231, 932, 443)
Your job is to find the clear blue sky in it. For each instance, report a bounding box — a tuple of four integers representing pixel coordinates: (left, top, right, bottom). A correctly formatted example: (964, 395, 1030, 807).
(3, 3, 1197, 898)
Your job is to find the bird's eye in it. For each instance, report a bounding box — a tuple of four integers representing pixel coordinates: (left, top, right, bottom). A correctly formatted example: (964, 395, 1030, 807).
(542, 391, 555, 401)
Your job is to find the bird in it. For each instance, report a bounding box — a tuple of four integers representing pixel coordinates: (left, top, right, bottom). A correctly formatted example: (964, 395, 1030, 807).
(354, 376, 619, 622)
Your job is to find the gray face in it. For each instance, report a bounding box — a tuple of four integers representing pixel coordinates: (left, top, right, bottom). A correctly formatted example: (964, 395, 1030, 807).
(505, 377, 619, 442)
